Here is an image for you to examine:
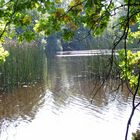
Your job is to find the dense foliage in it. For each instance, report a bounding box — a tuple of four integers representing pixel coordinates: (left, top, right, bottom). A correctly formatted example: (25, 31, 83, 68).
(0, 0, 140, 44)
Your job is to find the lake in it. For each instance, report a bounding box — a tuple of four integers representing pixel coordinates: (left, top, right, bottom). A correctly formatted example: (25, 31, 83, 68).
(0, 50, 140, 140)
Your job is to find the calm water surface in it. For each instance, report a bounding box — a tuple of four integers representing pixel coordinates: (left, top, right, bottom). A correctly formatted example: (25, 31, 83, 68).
(0, 53, 140, 140)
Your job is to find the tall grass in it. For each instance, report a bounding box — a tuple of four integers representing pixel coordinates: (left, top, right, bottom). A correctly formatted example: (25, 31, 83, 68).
(0, 42, 45, 92)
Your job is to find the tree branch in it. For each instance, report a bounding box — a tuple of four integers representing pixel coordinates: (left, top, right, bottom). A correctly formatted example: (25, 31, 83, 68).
(0, 0, 19, 40)
(125, 72, 140, 140)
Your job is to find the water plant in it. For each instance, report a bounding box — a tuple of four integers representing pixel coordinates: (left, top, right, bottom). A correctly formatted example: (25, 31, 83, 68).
(0, 42, 45, 92)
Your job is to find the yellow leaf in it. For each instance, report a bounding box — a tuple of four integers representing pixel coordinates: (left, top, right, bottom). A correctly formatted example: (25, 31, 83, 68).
(22, 15, 32, 25)
(55, 0, 63, 4)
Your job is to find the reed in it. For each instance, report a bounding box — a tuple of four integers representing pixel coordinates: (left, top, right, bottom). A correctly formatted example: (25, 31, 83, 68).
(0, 42, 45, 92)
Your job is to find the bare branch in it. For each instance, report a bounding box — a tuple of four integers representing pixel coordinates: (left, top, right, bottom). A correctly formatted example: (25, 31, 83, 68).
(125, 72, 140, 140)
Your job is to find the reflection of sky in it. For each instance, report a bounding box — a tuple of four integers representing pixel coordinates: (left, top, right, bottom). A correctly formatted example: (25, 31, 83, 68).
(44, 56, 140, 140)
(56, 50, 114, 57)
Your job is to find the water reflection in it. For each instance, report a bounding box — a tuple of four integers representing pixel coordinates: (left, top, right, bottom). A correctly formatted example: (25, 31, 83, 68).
(0, 83, 46, 140)
(0, 55, 140, 140)
(45, 56, 140, 140)
(46, 56, 128, 108)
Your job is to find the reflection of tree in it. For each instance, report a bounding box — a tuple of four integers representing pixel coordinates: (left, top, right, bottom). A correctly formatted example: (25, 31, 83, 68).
(45, 57, 62, 93)
(46, 56, 131, 110)
(132, 129, 140, 140)
(46, 57, 72, 111)
(0, 83, 45, 127)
